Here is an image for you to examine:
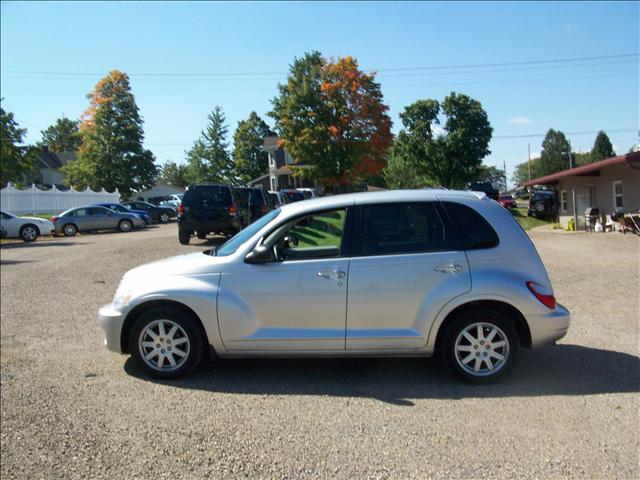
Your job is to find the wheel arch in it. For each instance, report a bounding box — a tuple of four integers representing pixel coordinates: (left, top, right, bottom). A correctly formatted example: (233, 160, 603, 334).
(120, 299, 211, 355)
(433, 300, 532, 354)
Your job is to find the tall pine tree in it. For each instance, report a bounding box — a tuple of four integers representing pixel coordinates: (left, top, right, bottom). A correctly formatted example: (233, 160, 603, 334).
(591, 131, 615, 161)
(233, 111, 273, 183)
(61, 70, 157, 197)
(539, 129, 571, 175)
(185, 106, 235, 184)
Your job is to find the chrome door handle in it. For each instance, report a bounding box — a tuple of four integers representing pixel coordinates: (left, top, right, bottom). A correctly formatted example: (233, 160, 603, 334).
(434, 264, 463, 274)
(317, 270, 346, 279)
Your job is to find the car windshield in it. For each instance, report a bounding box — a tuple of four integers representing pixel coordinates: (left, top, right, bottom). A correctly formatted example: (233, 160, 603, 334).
(214, 209, 280, 257)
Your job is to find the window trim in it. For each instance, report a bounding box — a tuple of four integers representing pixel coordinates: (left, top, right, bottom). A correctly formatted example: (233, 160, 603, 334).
(560, 190, 568, 213)
(350, 201, 459, 258)
(612, 180, 623, 209)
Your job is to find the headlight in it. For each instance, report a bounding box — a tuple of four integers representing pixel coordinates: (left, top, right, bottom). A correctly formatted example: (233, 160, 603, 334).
(112, 285, 133, 308)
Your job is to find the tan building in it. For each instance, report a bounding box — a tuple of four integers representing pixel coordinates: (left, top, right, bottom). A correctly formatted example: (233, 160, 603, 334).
(523, 152, 640, 229)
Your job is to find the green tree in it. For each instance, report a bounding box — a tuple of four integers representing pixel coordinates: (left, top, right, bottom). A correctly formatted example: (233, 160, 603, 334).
(390, 93, 492, 189)
(511, 157, 544, 186)
(475, 164, 506, 192)
(1, 104, 35, 185)
(39, 116, 81, 151)
(591, 130, 615, 161)
(382, 140, 428, 189)
(233, 111, 273, 183)
(184, 106, 235, 184)
(158, 161, 189, 188)
(539, 129, 571, 175)
(61, 70, 157, 197)
(269, 52, 393, 185)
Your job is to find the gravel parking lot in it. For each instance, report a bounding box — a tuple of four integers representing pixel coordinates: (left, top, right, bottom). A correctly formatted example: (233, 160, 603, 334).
(1, 224, 638, 479)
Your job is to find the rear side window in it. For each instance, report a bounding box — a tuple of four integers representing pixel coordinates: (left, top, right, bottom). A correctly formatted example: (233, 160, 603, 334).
(234, 188, 266, 207)
(441, 202, 499, 250)
(185, 186, 232, 207)
(359, 202, 451, 256)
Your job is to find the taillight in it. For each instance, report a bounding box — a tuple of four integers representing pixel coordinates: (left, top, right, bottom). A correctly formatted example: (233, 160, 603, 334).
(50, 217, 57, 223)
(526, 281, 556, 309)
(228, 205, 237, 215)
(178, 204, 183, 215)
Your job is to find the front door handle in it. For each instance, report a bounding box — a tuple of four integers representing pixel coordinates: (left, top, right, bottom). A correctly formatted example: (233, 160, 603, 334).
(434, 264, 463, 274)
(317, 269, 346, 279)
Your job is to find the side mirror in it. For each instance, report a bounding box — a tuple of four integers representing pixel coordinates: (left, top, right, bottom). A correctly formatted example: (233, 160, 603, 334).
(283, 235, 299, 248)
(245, 244, 272, 264)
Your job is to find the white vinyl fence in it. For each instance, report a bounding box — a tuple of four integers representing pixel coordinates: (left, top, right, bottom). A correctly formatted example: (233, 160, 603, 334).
(1, 183, 121, 214)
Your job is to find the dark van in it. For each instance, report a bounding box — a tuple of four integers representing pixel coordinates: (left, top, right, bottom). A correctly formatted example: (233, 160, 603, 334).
(232, 187, 268, 228)
(178, 184, 239, 245)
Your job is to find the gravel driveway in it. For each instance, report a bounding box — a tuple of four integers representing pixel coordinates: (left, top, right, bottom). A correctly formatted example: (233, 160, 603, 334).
(1, 224, 638, 479)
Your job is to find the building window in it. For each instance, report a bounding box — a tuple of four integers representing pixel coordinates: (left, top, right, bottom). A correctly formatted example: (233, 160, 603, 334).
(560, 190, 568, 212)
(613, 181, 623, 209)
(269, 153, 275, 167)
(270, 176, 277, 191)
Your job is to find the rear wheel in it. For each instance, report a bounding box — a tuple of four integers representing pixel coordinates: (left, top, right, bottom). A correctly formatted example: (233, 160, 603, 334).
(159, 212, 170, 223)
(63, 223, 78, 237)
(442, 309, 518, 383)
(179, 230, 191, 245)
(118, 219, 133, 232)
(196, 232, 207, 239)
(20, 224, 39, 242)
(129, 307, 203, 379)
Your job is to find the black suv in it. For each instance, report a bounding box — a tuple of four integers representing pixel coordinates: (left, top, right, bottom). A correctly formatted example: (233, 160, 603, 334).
(178, 184, 240, 244)
(528, 190, 558, 219)
(232, 187, 268, 228)
(466, 182, 499, 201)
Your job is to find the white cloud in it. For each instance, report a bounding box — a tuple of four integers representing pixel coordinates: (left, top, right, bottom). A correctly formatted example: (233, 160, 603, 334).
(507, 116, 533, 125)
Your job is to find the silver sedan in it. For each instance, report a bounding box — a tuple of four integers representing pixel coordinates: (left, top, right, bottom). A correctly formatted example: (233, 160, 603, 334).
(52, 206, 145, 236)
(99, 190, 570, 383)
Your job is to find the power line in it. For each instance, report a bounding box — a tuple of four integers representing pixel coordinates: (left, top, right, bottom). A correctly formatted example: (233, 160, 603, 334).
(1, 53, 637, 78)
(493, 128, 637, 140)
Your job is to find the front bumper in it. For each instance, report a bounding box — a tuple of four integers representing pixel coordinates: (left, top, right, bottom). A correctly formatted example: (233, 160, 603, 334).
(528, 303, 571, 349)
(98, 304, 127, 353)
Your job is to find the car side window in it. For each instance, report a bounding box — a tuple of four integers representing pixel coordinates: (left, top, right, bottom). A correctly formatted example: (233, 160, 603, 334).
(73, 209, 87, 217)
(359, 202, 450, 256)
(441, 202, 499, 250)
(273, 208, 347, 261)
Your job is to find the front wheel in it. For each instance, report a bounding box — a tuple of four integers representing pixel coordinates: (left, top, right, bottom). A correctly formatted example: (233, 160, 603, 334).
(178, 230, 191, 245)
(441, 309, 518, 383)
(129, 307, 203, 379)
(63, 223, 78, 237)
(118, 219, 133, 232)
(159, 212, 170, 223)
(20, 224, 39, 242)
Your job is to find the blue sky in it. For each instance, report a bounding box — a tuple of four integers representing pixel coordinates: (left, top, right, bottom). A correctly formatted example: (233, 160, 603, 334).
(1, 1, 638, 184)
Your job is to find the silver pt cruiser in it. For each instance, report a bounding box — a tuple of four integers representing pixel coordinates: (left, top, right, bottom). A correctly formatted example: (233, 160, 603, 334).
(99, 190, 570, 382)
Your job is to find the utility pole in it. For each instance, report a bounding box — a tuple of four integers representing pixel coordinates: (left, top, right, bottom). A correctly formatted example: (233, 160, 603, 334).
(503, 160, 507, 192)
(527, 143, 531, 184)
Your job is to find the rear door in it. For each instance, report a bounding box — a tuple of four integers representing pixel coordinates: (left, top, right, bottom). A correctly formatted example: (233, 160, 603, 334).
(88, 207, 115, 230)
(346, 202, 471, 350)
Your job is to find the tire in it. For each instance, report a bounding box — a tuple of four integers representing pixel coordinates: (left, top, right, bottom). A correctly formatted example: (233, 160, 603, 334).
(62, 223, 78, 237)
(159, 212, 170, 224)
(441, 309, 518, 383)
(534, 201, 545, 213)
(196, 232, 207, 240)
(118, 219, 133, 233)
(179, 230, 191, 245)
(129, 306, 203, 380)
(20, 224, 39, 242)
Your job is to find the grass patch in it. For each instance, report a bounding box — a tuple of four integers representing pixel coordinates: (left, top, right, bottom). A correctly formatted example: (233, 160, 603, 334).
(511, 207, 552, 230)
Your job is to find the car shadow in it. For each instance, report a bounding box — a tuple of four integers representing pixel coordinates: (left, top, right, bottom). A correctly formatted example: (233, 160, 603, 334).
(0, 259, 32, 265)
(124, 344, 640, 405)
(0, 240, 85, 250)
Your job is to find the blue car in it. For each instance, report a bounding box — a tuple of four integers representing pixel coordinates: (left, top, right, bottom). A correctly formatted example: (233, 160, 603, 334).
(91, 203, 152, 226)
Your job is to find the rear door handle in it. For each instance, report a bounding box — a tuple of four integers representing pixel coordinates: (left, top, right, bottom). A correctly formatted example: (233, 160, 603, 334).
(434, 264, 463, 274)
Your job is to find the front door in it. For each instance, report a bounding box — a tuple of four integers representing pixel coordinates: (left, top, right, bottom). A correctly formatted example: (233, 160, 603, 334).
(218, 208, 350, 352)
(346, 202, 471, 350)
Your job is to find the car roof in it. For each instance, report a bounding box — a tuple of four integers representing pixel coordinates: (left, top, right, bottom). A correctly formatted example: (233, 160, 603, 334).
(278, 189, 486, 217)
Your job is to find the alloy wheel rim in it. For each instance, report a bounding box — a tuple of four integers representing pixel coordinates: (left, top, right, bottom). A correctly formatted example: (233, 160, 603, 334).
(454, 322, 509, 377)
(161, 213, 169, 223)
(64, 225, 75, 235)
(121, 221, 131, 231)
(138, 319, 190, 372)
(23, 227, 37, 240)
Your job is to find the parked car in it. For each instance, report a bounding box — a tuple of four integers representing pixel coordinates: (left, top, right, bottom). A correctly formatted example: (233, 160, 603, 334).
(177, 184, 240, 245)
(159, 194, 184, 209)
(232, 187, 269, 227)
(527, 190, 558, 219)
(467, 182, 499, 201)
(281, 189, 305, 203)
(92, 203, 152, 225)
(0, 209, 55, 242)
(52, 206, 145, 236)
(99, 189, 570, 382)
(296, 187, 318, 199)
(267, 190, 286, 210)
(498, 194, 517, 209)
(123, 201, 176, 223)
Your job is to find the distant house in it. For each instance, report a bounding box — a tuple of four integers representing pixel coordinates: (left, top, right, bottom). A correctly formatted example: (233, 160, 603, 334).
(523, 152, 640, 229)
(249, 136, 314, 191)
(135, 184, 185, 203)
(24, 146, 77, 187)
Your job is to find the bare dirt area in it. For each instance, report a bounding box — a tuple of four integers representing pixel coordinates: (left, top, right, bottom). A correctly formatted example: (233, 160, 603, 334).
(1, 224, 638, 479)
